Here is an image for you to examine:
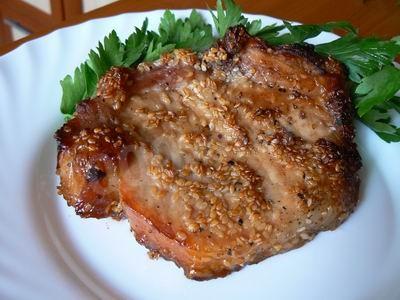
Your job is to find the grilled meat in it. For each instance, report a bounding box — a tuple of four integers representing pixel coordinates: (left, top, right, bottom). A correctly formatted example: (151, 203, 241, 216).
(55, 26, 361, 280)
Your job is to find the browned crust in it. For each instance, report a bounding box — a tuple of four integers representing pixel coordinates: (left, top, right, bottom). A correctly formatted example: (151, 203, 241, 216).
(122, 191, 238, 280)
(55, 99, 127, 219)
(218, 25, 361, 190)
(55, 26, 362, 280)
(122, 182, 317, 280)
(219, 26, 357, 136)
(122, 186, 320, 280)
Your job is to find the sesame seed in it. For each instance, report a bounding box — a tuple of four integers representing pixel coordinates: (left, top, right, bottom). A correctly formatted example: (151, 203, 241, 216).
(176, 231, 187, 241)
(55, 46, 360, 268)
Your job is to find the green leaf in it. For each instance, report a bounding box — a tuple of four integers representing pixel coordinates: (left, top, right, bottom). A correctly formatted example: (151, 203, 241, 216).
(245, 20, 285, 39)
(266, 21, 356, 45)
(254, 23, 285, 40)
(185, 10, 214, 50)
(144, 40, 175, 61)
(376, 131, 400, 143)
(211, 0, 247, 36)
(158, 10, 213, 51)
(61, 30, 126, 115)
(188, 9, 205, 28)
(123, 18, 149, 67)
(60, 75, 75, 115)
(245, 19, 262, 35)
(355, 65, 400, 116)
(361, 109, 400, 142)
(64, 114, 73, 121)
(376, 96, 400, 113)
(88, 48, 108, 78)
(87, 30, 124, 79)
(82, 62, 97, 98)
(388, 97, 400, 113)
(60, 63, 96, 115)
(316, 34, 400, 82)
(103, 30, 124, 66)
(210, 0, 285, 39)
(159, 10, 177, 42)
(59, 1, 400, 145)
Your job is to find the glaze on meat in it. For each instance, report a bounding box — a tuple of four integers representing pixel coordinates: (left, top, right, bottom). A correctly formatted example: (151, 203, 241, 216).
(55, 26, 361, 280)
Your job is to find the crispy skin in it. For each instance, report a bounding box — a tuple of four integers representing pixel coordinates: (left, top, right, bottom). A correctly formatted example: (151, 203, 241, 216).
(55, 26, 361, 280)
(56, 100, 126, 219)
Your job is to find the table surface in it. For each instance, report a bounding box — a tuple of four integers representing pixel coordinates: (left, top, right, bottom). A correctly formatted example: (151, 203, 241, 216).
(0, 0, 399, 55)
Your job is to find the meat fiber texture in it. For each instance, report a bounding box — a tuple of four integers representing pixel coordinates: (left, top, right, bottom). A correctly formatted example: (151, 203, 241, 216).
(55, 26, 361, 280)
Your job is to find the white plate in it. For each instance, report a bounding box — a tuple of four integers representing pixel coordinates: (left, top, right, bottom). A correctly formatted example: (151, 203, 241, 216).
(0, 9, 399, 300)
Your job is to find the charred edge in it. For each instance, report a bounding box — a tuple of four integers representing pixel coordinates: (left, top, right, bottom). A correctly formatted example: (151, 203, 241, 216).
(86, 166, 106, 182)
(326, 88, 356, 140)
(130, 218, 242, 281)
(188, 235, 316, 281)
(97, 66, 133, 100)
(220, 26, 335, 76)
(73, 189, 123, 219)
(54, 119, 79, 151)
(74, 196, 108, 219)
(275, 43, 328, 74)
(218, 25, 251, 57)
(317, 138, 361, 212)
(54, 99, 96, 148)
(315, 138, 360, 167)
(325, 88, 362, 172)
(74, 97, 116, 122)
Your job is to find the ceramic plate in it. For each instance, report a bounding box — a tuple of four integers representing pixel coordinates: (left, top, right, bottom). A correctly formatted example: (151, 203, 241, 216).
(0, 9, 399, 300)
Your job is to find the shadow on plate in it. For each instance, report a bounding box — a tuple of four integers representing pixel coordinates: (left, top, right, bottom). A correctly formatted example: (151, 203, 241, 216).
(27, 122, 396, 300)
(29, 132, 123, 299)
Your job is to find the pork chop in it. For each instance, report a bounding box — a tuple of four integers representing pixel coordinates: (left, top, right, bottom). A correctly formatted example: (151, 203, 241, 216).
(55, 26, 361, 280)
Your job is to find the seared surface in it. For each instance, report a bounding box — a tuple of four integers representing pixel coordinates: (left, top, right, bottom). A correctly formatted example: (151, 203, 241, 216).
(55, 26, 361, 280)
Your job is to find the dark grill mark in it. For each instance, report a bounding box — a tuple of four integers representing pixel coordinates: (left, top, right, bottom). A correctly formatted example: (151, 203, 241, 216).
(86, 167, 106, 182)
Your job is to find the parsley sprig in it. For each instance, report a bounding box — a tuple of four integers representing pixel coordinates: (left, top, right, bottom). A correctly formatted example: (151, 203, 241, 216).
(60, 10, 213, 118)
(60, 0, 400, 143)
